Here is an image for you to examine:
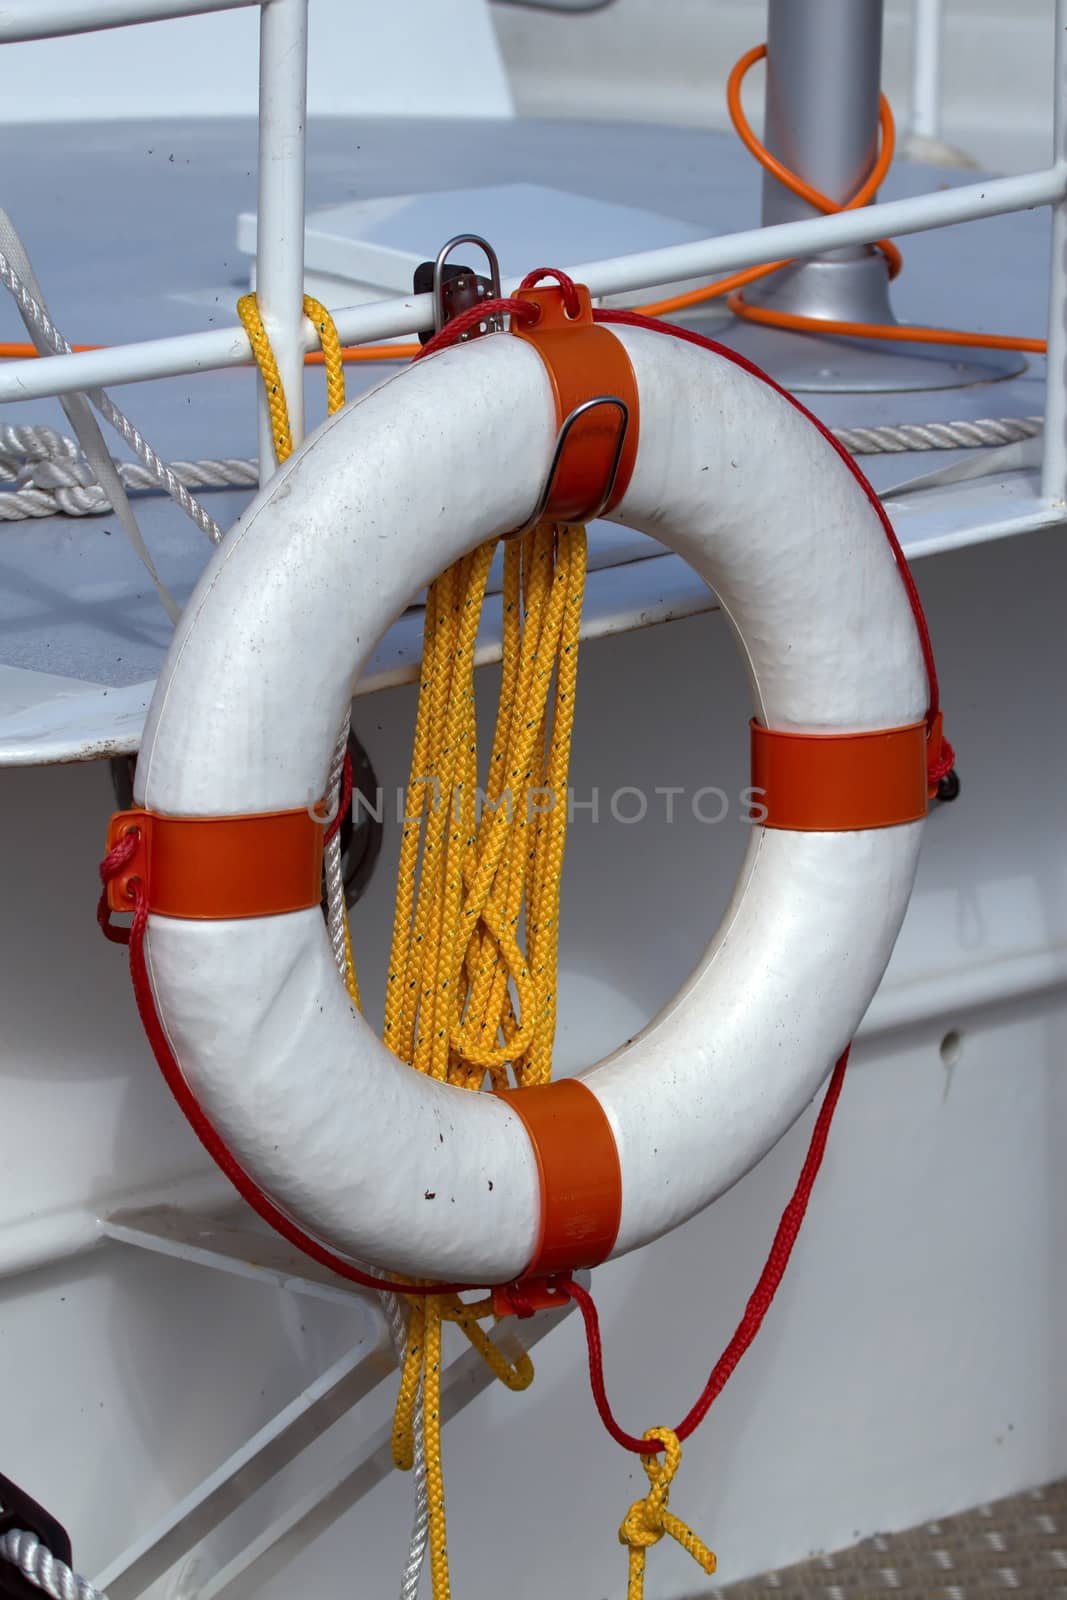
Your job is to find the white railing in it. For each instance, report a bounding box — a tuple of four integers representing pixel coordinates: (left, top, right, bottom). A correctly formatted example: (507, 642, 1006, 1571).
(910, 0, 943, 142)
(0, 0, 307, 483)
(1, 0, 1065, 502)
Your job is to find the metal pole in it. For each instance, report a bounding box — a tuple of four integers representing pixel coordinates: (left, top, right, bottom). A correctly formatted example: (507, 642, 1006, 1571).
(911, 0, 943, 143)
(1043, 0, 1067, 504)
(255, 0, 308, 482)
(733, 0, 1022, 389)
(754, 0, 891, 316)
(761, 0, 884, 233)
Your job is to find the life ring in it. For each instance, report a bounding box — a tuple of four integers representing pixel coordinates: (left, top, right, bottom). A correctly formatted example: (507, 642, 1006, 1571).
(108, 282, 935, 1287)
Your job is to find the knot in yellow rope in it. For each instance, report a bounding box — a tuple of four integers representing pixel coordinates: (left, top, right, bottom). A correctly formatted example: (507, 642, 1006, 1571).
(237, 291, 344, 464)
(618, 1428, 716, 1600)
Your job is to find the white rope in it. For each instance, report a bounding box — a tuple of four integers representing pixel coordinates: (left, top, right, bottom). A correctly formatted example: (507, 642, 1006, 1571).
(0, 422, 254, 520)
(0, 1528, 108, 1600)
(381, 1295, 431, 1600)
(0, 414, 1045, 522)
(832, 414, 1042, 455)
(321, 722, 430, 1600)
(0, 212, 182, 619)
(0, 256, 224, 546)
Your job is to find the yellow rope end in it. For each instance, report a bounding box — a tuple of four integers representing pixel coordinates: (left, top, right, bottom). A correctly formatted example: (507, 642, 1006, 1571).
(618, 1429, 716, 1600)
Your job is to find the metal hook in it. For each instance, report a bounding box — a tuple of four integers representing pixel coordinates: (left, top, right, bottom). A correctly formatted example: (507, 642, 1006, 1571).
(506, 394, 631, 541)
(432, 234, 503, 336)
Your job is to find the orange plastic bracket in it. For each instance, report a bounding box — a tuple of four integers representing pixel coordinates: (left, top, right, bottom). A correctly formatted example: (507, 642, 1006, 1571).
(490, 1276, 571, 1320)
(105, 806, 326, 919)
(511, 281, 640, 525)
(492, 1077, 622, 1290)
(750, 719, 929, 831)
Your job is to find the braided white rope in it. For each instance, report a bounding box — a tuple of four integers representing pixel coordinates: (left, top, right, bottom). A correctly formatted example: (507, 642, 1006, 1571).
(0, 413, 1045, 522)
(322, 721, 430, 1600)
(0, 256, 223, 545)
(380, 1295, 431, 1600)
(0, 1528, 107, 1600)
(832, 415, 1042, 455)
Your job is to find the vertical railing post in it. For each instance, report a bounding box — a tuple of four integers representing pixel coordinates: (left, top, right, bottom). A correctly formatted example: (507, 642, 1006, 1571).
(1043, 0, 1067, 505)
(255, 0, 308, 483)
(911, 0, 943, 143)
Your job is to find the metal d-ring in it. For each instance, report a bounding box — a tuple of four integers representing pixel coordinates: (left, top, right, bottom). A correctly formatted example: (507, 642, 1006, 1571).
(506, 394, 632, 541)
(432, 234, 503, 336)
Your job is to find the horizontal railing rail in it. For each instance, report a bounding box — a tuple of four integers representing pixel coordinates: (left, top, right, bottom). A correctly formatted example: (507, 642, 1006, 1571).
(0, 0, 263, 45)
(0, 162, 1061, 407)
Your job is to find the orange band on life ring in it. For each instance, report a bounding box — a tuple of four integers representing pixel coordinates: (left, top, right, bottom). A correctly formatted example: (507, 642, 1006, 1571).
(493, 1077, 622, 1278)
(751, 719, 929, 831)
(105, 806, 325, 919)
(512, 281, 639, 523)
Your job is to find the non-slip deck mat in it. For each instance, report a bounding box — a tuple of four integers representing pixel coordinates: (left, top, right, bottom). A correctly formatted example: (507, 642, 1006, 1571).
(717, 1480, 1067, 1597)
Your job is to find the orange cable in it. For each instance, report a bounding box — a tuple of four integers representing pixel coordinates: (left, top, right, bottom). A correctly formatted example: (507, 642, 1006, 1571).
(638, 43, 1045, 354)
(0, 339, 420, 364)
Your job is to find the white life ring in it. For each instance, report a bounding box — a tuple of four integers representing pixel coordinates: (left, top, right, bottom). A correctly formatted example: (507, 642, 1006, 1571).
(121, 303, 932, 1286)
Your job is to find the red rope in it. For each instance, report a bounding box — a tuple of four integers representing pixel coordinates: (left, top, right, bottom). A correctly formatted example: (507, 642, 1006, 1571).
(417, 296, 538, 360)
(556, 1049, 850, 1455)
(518, 268, 583, 317)
(323, 749, 352, 845)
(97, 830, 139, 945)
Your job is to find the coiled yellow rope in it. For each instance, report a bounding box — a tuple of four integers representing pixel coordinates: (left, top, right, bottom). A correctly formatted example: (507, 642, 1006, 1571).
(240, 295, 709, 1599)
(240, 291, 586, 1597)
(383, 520, 586, 1597)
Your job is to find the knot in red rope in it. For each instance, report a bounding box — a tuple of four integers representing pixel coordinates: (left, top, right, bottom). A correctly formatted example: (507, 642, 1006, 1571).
(518, 268, 583, 319)
(97, 826, 142, 945)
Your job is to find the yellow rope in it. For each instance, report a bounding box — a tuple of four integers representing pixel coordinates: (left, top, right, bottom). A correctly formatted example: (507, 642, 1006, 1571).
(380, 520, 585, 1597)
(241, 296, 585, 1593)
(239, 298, 711, 1599)
(236, 292, 345, 463)
(618, 1429, 717, 1599)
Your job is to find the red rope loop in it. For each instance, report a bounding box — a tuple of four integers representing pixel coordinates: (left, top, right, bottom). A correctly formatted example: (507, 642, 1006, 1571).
(518, 268, 583, 318)
(97, 826, 141, 945)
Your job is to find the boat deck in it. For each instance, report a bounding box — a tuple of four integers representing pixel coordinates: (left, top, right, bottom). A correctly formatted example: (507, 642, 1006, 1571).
(0, 114, 1051, 763)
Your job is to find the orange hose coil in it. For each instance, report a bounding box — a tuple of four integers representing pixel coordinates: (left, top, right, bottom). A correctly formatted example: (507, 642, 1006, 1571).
(642, 44, 1045, 354)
